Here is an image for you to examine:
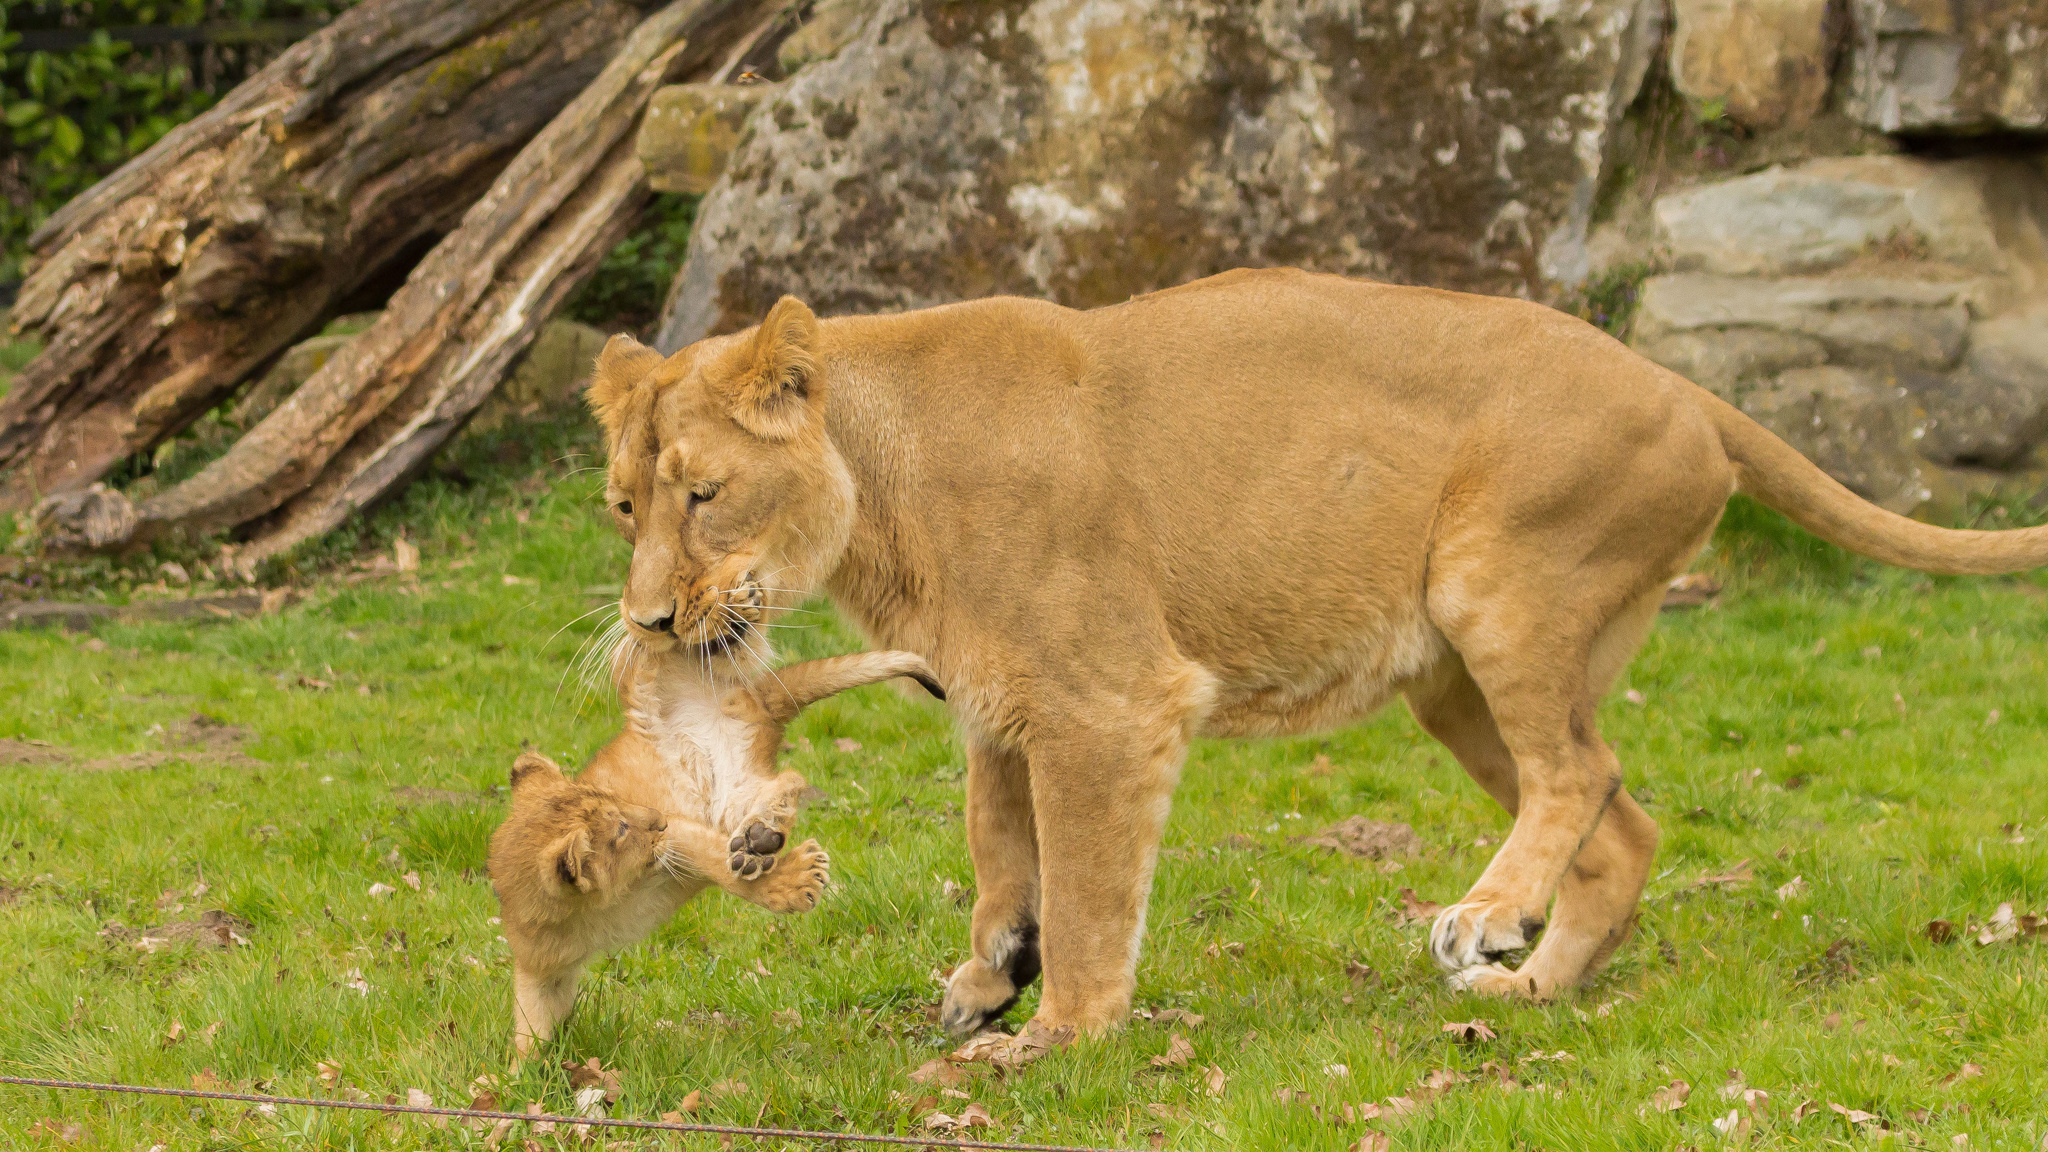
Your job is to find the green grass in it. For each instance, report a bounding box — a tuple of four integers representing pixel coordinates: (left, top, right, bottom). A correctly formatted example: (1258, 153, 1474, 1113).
(2, 415, 2047, 1149)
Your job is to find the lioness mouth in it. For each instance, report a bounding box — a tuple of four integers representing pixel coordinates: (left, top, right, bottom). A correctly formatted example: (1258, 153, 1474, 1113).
(693, 615, 752, 657)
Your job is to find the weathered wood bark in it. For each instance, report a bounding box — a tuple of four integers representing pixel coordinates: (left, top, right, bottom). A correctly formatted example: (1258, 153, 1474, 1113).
(29, 0, 777, 562)
(0, 0, 644, 512)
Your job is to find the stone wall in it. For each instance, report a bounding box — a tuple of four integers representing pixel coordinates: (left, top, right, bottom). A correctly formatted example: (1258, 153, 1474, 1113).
(645, 0, 2048, 521)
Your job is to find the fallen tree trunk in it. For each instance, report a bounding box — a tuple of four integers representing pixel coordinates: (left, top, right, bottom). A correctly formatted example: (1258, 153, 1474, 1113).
(0, 0, 646, 512)
(31, 0, 780, 562)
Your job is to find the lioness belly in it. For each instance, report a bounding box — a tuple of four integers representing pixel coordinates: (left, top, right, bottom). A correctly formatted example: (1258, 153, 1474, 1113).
(1198, 602, 1445, 738)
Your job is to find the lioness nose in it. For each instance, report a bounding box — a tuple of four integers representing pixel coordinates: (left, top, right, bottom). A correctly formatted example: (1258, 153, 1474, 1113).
(631, 603, 676, 633)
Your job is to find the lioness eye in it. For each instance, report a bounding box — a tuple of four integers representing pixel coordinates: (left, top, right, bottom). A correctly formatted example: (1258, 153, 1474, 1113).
(688, 483, 721, 510)
(615, 500, 632, 516)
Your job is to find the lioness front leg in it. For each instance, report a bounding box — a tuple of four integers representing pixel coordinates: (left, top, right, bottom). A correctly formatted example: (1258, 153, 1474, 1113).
(727, 770, 811, 880)
(941, 738, 1041, 1036)
(1010, 668, 1207, 1039)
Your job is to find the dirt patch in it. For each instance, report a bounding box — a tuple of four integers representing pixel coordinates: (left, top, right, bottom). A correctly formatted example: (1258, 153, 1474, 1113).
(100, 910, 253, 951)
(392, 786, 487, 807)
(1295, 816, 1425, 860)
(0, 738, 70, 767)
(4, 713, 266, 772)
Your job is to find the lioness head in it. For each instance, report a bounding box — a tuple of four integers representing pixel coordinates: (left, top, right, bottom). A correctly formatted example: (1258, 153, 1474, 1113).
(587, 297, 852, 665)
(487, 751, 671, 925)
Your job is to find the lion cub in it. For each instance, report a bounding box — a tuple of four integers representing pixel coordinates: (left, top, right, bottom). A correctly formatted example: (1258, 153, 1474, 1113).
(488, 647, 943, 1057)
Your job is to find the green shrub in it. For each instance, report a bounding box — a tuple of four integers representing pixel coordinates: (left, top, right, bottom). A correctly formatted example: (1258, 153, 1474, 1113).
(563, 193, 699, 337)
(1, 2, 354, 285)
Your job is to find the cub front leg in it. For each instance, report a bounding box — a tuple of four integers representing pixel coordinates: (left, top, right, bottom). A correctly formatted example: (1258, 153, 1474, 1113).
(512, 962, 584, 1061)
(727, 769, 812, 879)
(667, 817, 831, 911)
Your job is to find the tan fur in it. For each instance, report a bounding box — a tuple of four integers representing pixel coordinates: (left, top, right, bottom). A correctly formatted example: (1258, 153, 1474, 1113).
(588, 268, 2048, 1039)
(487, 641, 939, 1058)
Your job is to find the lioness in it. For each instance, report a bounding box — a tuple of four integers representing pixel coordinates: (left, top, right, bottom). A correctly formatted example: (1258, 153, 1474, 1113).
(586, 267, 2048, 1044)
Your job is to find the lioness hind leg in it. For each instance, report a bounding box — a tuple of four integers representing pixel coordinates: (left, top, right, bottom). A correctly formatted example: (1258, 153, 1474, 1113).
(941, 738, 1042, 1036)
(1407, 595, 1664, 997)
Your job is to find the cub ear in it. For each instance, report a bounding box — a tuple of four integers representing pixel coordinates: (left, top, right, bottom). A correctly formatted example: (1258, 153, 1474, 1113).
(510, 750, 565, 796)
(587, 334, 664, 435)
(727, 296, 821, 441)
(549, 828, 597, 893)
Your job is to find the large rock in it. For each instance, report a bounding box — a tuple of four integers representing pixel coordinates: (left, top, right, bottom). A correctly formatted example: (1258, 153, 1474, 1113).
(639, 83, 780, 195)
(657, 0, 1657, 348)
(1634, 273, 1980, 370)
(1669, 0, 1832, 130)
(1653, 167, 1915, 276)
(1652, 156, 2030, 279)
(1843, 0, 2048, 134)
(1739, 366, 1929, 510)
(1633, 328, 1827, 397)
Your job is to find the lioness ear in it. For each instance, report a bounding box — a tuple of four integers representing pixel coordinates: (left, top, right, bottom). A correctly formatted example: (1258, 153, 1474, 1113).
(728, 296, 821, 441)
(587, 334, 663, 436)
(510, 750, 565, 796)
(549, 828, 596, 893)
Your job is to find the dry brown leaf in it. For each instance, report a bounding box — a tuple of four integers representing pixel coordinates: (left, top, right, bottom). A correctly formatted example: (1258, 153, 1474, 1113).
(1829, 1102, 1885, 1128)
(1352, 1134, 1391, 1152)
(707, 1079, 748, 1097)
(772, 1008, 803, 1029)
(1776, 875, 1807, 901)
(1648, 1080, 1691, 1113)
(1298, 816, 1423, 860)
(1927, 919, 1960, 944)
(1822, 1011, 1844, 1032)
(948, 1033, 1010, 1064)
(1941, 1063, 1983, 1085)
(563, 1057, 623, 1103)
(910, 1059, 966, 1087)
(1443, 1019, 1497, 1043)
(162, 1020, 184, 1048)
(23, 1120, 86, 1144)
(834, 738, 863, 753)
(1663, 572, 1722, 608)
(1790, 1099, 1821, 1122)
(1152, 1008, 1206, 1028)
(1692, 860, 1754, 890)
(1303, 754, 1336, 778)
(1379, 1095, 1422, 1122)
(1150, 1032, 1196, 1068)
(1711, 1108, 1752, 1141)
(1418, 1068, 1469, 1096)
(1344, 960, 1377, 986)
(1395, 888, 1444, 926)
(1202, 1065, 1228, 1098)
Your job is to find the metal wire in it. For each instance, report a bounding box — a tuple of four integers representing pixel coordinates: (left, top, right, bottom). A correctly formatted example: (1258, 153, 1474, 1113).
(0, 1075, 1155, 1151)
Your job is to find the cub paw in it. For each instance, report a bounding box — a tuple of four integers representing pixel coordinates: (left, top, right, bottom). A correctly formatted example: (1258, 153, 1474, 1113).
(727, 820, 787, 879)
(756, 839, 829, 913)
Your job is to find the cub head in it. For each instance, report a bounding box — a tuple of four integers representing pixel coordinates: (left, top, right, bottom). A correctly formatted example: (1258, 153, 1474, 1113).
(487, 751, 670, 925)
(587, 297, 853, 668)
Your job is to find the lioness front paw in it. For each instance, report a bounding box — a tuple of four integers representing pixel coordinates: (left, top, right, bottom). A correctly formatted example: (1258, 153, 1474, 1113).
(754, 839, 829, 913)
(728, 820, 787, 879)
(1430, 901, 1544, 972)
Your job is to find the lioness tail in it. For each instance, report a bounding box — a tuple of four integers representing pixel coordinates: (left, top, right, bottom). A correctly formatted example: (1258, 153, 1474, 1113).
(1697, 386, 2048, 576)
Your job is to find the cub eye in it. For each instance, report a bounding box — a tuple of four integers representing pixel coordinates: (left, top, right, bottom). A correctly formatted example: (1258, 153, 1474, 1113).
(614, 500, 632, 516)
